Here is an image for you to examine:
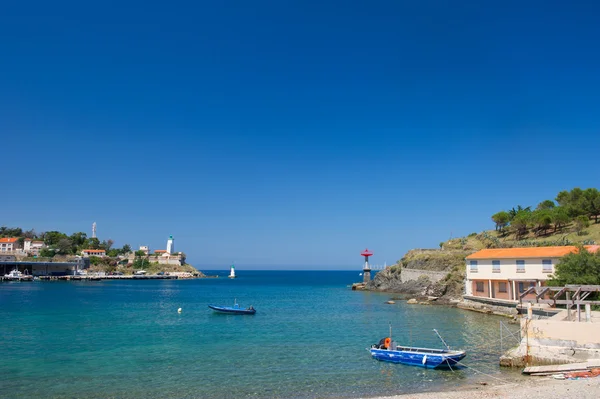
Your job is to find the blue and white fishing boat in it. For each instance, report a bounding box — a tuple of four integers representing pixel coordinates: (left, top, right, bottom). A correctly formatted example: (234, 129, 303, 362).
(208, 299, 256, 315)
(369, 328, 466, 369)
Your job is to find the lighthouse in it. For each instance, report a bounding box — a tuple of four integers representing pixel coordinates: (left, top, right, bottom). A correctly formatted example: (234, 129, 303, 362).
(166, 235, 175, 254)
(361, 248, 373, 283)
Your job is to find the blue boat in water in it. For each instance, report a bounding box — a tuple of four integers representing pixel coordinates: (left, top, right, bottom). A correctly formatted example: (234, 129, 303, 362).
(208, 299, 256, 315)
(369, 329, 466, 369)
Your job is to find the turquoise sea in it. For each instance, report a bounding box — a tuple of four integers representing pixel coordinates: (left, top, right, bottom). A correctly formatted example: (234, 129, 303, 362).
(0, 271, 522, 399)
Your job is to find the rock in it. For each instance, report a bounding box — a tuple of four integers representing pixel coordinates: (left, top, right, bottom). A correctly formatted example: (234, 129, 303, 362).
(385, 300, 396, 304)
(407, 298, 418, 304)
(427, 296, 439, 301)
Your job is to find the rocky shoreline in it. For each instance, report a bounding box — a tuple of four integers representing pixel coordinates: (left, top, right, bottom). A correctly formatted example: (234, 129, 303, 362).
(353, 249, 471, 305)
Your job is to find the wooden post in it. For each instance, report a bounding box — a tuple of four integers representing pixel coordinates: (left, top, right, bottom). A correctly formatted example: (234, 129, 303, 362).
(527, 302, 533, 319)
(586, 304, 592, 322)
(566, 292, 571, 321)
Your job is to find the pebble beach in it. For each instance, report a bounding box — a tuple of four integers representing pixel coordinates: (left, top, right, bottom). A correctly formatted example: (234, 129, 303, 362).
(370, 376, 600, 399)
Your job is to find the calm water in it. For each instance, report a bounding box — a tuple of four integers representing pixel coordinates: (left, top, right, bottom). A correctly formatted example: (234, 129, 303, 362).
(0, 271, 521, 399)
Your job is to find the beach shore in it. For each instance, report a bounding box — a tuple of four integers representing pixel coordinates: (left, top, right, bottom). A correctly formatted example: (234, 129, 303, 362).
(368, 376, 600, 399)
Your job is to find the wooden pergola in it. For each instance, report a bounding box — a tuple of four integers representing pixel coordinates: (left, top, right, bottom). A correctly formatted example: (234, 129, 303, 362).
(519, 285, 600, 321)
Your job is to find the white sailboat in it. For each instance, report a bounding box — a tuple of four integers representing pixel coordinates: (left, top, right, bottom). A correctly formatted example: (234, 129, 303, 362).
(228, 263, 236, 279)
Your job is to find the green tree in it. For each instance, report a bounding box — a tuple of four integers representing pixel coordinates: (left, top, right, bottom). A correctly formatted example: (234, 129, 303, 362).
(70, 232, 87, 248)
(23, 229, 37, 239)
(537, 200, 556, 210)
(574, 215, 590, 235)
(511, 211, 530, 240)
(121, 244, 132, 254)
(134, 250, 146, 257)
(549, 246, 600, 286)
(39, 248, 56, 258)
(86, 237, 101, 249)
(532, 209, 553, 236)
(582, 188, 600, 223)
(556, 187, 586, 217)
(56, 238, 74, 254)
(551, 207, 570, 232)
(492, 211, 510, 232)
(44, 231, 68, 246)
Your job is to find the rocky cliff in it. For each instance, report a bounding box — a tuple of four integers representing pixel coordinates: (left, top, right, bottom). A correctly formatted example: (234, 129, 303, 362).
(364, 249, 472, 303)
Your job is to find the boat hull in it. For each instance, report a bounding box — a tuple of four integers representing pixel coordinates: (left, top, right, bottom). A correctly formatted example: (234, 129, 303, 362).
(208, 305, 255, 315)
(369, 348, 466, 369)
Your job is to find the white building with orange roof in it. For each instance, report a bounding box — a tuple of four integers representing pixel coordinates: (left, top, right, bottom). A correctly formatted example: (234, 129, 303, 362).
(465, 245, 599, 302)
(0, 237, 23, 252)
(81, 249, 106, 257)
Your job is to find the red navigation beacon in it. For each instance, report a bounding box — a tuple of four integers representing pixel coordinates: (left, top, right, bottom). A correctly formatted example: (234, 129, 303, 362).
(361, 248, 373, 282)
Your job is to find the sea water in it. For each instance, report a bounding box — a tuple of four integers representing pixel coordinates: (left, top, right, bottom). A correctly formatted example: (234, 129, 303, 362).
(0, 270, 522, 398)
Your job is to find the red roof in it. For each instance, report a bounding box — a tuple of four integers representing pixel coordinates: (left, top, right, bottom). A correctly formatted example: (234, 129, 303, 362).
(83, 249, 106, 253)
(155, 250, 167, 253)
(466, 245, 599, 260)
(0, 237, 19, 243)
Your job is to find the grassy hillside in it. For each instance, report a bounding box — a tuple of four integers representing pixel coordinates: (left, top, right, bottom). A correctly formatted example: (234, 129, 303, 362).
(442, 221, 599, 252)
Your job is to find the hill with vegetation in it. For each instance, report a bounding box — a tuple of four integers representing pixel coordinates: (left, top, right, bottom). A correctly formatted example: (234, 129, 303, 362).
(365, 187, 600, 302)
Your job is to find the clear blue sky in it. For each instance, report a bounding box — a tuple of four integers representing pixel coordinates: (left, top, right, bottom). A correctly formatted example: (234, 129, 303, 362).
(2, 1, 599, 270)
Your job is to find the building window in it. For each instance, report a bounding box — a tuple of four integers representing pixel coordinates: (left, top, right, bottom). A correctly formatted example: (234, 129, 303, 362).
(516, 260, 525, 272)
(470, 260, 478, 272)
(476, 281, 484, 292)
(518, 282, 525, 293)
(542, 259, 552, 273)
(498, 282, 507, 293)
(492, 260, 500, 273)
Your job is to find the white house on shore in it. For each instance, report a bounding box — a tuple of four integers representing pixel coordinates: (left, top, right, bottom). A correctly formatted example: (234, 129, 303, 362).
(24, 239, 45, 255)
(465, 245, 600, 302)
(0, 237, 23, 252)
(81, 249, 107, 257)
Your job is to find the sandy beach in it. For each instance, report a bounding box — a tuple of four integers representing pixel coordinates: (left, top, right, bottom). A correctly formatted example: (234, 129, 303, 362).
(368, 376, 600, 399)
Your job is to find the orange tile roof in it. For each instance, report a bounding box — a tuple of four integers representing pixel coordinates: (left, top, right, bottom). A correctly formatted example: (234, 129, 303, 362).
(83, 249, 106, 253)
(154, 250, 167, 253)
(466, 246, 598, 260)
(0, 237, 19, 243)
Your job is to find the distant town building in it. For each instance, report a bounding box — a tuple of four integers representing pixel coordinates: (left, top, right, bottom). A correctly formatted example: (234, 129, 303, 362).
(465, 245, 600, 302)
(81, 249, 107, 257)
(127, 235, 185, 266)
(24, 239, 45, 255)
(0, 237, 23, 252)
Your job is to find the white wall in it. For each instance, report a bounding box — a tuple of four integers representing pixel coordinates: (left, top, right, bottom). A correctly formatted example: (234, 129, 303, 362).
(466, 257, 556, 281)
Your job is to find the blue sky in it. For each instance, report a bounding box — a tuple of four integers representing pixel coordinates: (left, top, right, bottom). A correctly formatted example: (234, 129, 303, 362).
(1, 1, 599, 270)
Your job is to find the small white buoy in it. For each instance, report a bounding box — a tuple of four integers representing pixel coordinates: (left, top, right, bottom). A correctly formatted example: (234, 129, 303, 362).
(177, 308, 182, 313)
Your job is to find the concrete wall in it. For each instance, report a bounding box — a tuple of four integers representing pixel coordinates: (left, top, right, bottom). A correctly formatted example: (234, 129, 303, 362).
(523, 311, 600, 349)
(501, 310, 600, 366)
(400, 268, 448, 283)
